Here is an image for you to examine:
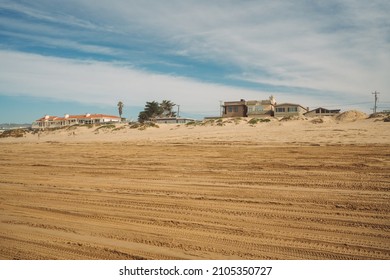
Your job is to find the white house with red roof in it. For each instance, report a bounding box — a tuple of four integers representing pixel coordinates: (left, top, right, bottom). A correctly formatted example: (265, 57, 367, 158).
(32, 113, 121, 129)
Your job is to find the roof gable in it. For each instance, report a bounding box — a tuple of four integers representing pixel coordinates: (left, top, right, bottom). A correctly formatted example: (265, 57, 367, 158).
(304, 107, 341, 114)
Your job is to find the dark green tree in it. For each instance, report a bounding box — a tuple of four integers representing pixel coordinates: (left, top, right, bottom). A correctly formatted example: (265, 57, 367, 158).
(160, 100, 176, 117)
(137, 111, 149, 123)
(137, 100, 176, 122)
(117, 101, 124, 119)
(137, 101, 162, 122)
(145, 101, 163, 118)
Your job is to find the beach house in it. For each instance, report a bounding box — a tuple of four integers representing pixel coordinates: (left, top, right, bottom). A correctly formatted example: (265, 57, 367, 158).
(222, 99, 247, 118)
(246, 96, 276, 117)
(304, 107, 341, 117)
(32, 114, 121, 129)
(274, 103, 308, 118)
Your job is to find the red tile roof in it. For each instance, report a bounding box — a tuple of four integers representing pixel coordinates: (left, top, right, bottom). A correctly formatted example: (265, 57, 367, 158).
(36, 114, 120, 122)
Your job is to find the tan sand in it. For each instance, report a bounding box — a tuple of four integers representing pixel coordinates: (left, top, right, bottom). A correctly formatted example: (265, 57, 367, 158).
(1, 115, 389, 145)
(0, 116, 389, 259)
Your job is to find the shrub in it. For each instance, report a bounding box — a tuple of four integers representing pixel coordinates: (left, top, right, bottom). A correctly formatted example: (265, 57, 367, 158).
(248, 118, 271, 125)
(129, 122, 159, 130)
(311, 118, 324, 124)
(233, 118, 242, 125)
(185, 121, 196, 126)
(201, 119, 215, 126)
(94, 124, 116, 131)
(129, 123, 140, 129)
(113, 126, 126, 131)
(0, 129, 27, 138)
(66, 125, 79, 130)
(248, 118, 260, 125)
(148, 122, 159, 128)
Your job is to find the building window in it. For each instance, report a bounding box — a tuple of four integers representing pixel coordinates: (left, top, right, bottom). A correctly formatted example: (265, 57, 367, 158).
(248, 107, 253, 113)
(288, 107, 298, 112)
(234, 107, 239, 112)
(276, 108, 285, 112)
(228, 106, 233, 112)
(255, 106, 263, 112)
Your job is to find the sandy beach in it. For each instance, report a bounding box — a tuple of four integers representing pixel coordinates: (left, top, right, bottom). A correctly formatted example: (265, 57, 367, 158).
(1, 114, 389, 259)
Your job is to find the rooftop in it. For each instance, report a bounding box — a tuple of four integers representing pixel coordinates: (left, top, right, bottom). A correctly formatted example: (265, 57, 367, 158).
(36, 114, 120, 122)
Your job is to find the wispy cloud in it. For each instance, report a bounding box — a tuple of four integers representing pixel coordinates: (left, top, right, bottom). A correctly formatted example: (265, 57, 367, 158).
(0, 50, 264, 115)
(0, 0, 113, 31)
(0, 30, 121, 56)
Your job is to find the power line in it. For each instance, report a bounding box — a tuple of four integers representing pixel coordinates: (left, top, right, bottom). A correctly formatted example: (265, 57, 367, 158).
(372, 91, 380, 113)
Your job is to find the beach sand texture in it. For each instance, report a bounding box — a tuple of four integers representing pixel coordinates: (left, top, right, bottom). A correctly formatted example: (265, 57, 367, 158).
(0, 115, 389, 259)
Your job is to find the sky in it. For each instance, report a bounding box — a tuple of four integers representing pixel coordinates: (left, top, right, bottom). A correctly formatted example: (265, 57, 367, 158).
(0, 0, 389, 123)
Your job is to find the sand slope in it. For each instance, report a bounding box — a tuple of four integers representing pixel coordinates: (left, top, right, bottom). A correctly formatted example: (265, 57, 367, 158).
(1, 116, 389, 145)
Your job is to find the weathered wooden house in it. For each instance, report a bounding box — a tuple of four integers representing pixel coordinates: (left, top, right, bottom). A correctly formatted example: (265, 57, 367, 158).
(304, 107, 341, 117)
(222, 99, 247, 118)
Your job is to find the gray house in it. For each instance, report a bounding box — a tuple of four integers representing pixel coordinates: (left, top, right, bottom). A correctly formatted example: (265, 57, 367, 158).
(304, 107, 341, 117)
(274, 103, 308, 118)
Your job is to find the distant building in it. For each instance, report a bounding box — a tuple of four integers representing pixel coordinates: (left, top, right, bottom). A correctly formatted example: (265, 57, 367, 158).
(304, 107, 341, 117)
(153, 117, 195, 124)
(246, 96, 276, 117)
(32, 114, 121, 129)
(222, 99, 247, 118)
(221, 96, 276, 118)
(274, 103, 308, 117)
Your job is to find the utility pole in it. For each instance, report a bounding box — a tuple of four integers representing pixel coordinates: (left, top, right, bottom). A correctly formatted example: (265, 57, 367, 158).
(372, 91, 380, 114)
(177, 104, 180, 118)
(219, 100, 223, 117)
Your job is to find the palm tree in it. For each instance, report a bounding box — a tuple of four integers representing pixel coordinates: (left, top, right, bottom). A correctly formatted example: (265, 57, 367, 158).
(117, 101, 124, 119)
(137, 100, 177, 122)
(145, 101, 163, 118)
(160, 100, 176, 117)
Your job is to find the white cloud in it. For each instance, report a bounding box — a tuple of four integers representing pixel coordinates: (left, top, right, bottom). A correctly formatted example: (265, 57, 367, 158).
(1, 0, 389, 113)
(0, 50, 265, 115)
(72, 0, 389, 99)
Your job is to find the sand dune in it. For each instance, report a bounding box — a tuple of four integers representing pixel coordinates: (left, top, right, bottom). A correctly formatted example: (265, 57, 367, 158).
(1, 115, 389, 145)
(0, 115, 389, 259)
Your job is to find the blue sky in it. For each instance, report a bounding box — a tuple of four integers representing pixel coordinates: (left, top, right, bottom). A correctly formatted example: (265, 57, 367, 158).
(0, 0, 389, 123)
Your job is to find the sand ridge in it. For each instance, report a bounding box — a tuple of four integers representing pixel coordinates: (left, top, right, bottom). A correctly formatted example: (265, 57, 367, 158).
(1, 115, 389, 145)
